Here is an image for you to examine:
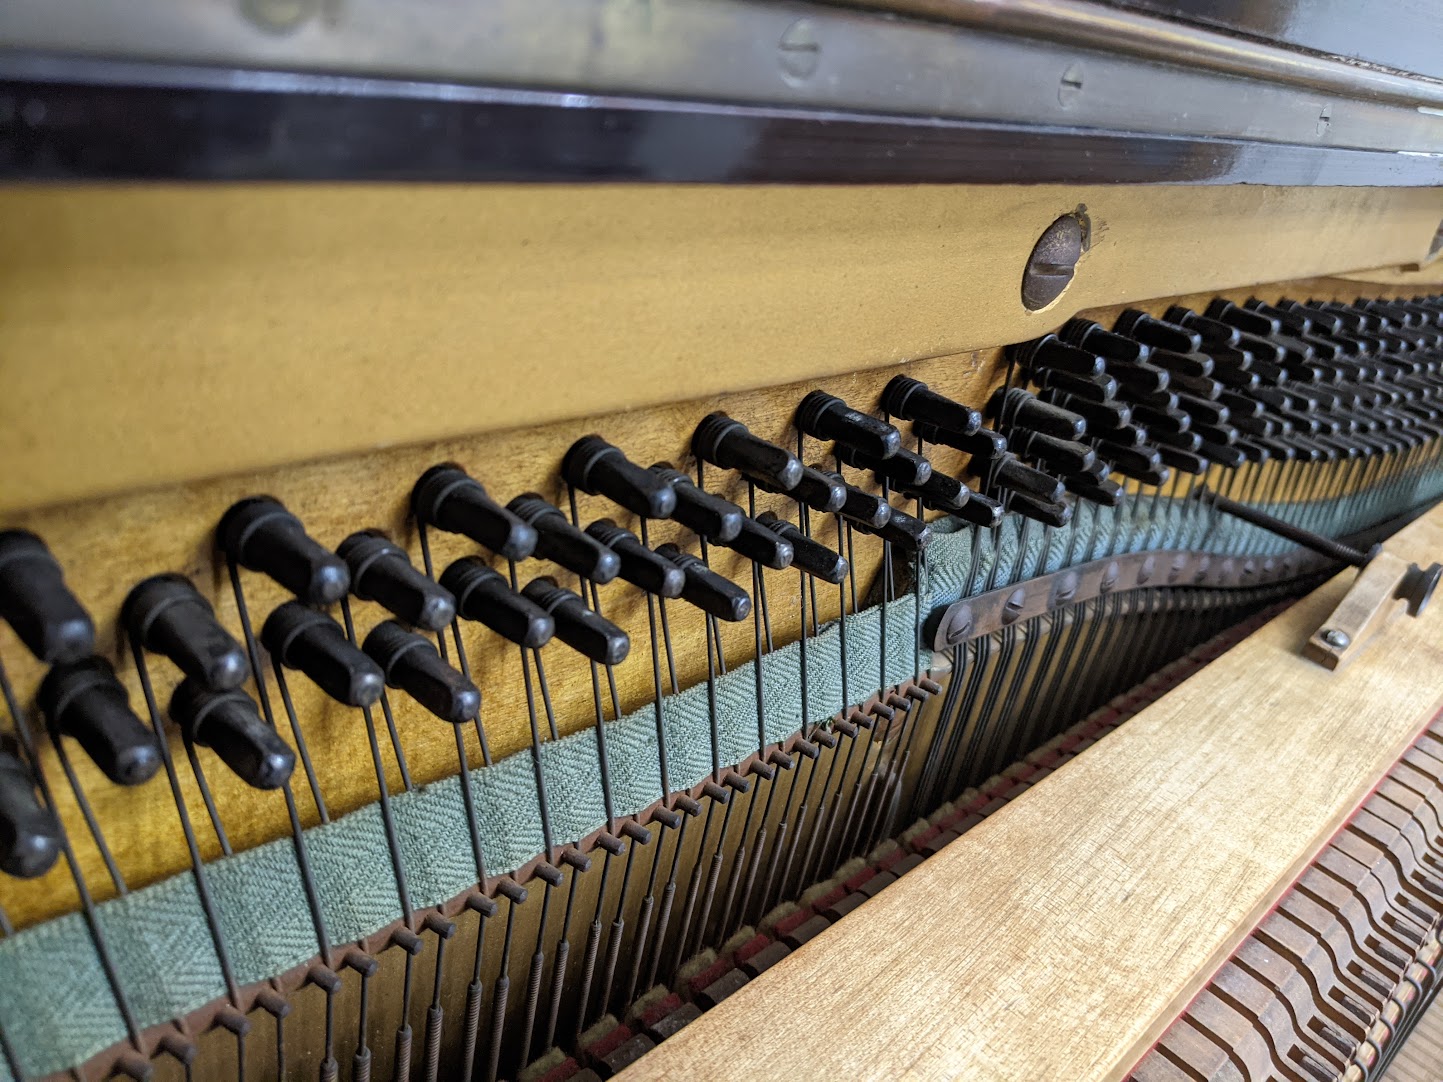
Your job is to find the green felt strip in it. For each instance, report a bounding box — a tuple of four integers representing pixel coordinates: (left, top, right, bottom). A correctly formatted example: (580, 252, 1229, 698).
(1, 483, 1437, 1079)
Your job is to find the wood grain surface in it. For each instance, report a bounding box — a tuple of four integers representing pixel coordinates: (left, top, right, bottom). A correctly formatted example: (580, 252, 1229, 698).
(3, 182, 1442, 513)
(618, 504, 1443, 1082)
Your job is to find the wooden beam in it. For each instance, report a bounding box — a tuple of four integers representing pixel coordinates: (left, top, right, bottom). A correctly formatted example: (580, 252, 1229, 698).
(3, 182, 1441, 513)
(619, 503, 1443, 1082)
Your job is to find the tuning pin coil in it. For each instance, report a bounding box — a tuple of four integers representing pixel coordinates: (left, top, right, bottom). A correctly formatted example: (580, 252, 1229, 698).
(584, 522, 686, 598)
(0, 743, 61, 878)
(440, 557, 556, 648)
(520, 579, 630, 664)
(219, 497, 350, 605)
(0, 530, 94, 665)
(413, 466, 538, 561)
(562, 436, 678, 520)
(338, 530, 457, 632)
(261, 602, 385, 708)
(122, 574, 248, 691)
(169, 680, 295, 790)
(507, 495, 622, 583)
(363, 621, 481, 723)
(39, 658, 161, 787)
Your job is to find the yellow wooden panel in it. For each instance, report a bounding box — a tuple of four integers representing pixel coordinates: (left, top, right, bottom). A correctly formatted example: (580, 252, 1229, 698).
(3, 183, 1441, 512)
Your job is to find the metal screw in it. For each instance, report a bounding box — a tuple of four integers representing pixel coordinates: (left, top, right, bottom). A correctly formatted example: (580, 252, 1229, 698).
(1321, 628, 1351, 649)
(1058, 64, 1084, 108)
(778, 20, 821, 84)
(1021, 213, 1085, 312)
(940, 603, 973, 645)
(240, 0, 318, 34)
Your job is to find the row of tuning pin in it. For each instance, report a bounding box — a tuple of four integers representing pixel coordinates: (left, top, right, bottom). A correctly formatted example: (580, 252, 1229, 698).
(0, 361, 1108, 885)
(998, 295, 1443, 515)
(6, 290, 1441, 881)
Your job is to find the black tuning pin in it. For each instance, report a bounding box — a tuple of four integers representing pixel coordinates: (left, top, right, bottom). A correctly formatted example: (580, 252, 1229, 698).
(692, 413, 804, 493)
(440, 558, 555, 648)
(834, 443, 933, 489)
(1163, 306, 1240, 348)
(988, 388, 1086, 441)
(519, 579, 630, 664)
(1034, 369, 1118, 402)
(1011, 335, 1106, 378)
(170, 680, 295, 789)
(950, 489, 1004, 528)
(38, 658, 160, 787)
(715, 516, 795, 571)
(1114, 309, 1203, 353)
(1066, 476, 1124, 507)
(1094, 441, 1168, 484)
(915, 421, 1007, 459)
(1009, 495, 1072, 528)
(363, 621, 481, 723)
(562, 436, 678, 520)
(647, 467, 745, 543)
(782, 465, 848, 514)
(507, 495, 622, 583)
(656, 545, 752, 622)
(756, 514, 848, 584)
(1104, 358, 1170, 395)
(1016, 432, 1097, 476)
(261, 602, 385, 708)
(835, 481, 893, 530)
(219, 496, 351, 605)
(122, 574, 248, 691)
(1039, 390, 1132, 435)
(1203, 298, 1280, 338)
(880, 376, 982, 437)
(969, 453, 1065, 504)
(0, 742, 61, 878)
(584, 522, 686, 598)
(897, 470, 974, 517)
(338, 530, 457, 633)
(1059, 318, 1150, 364)
(855, 505, 931, 550)
(795, 391, 901, 459)
(412, 466, 538, 561)
(0, 530, 94, 665)
(1147, 349, 1214, 379)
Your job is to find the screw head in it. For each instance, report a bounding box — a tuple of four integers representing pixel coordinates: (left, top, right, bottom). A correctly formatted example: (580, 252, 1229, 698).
(1321, 628, 1351, 649)
(1021, 213, 1086, 312)
(1058, 63, 1084, 108)
(940, 603, 973, 645)
(778, 20, 821, 84)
